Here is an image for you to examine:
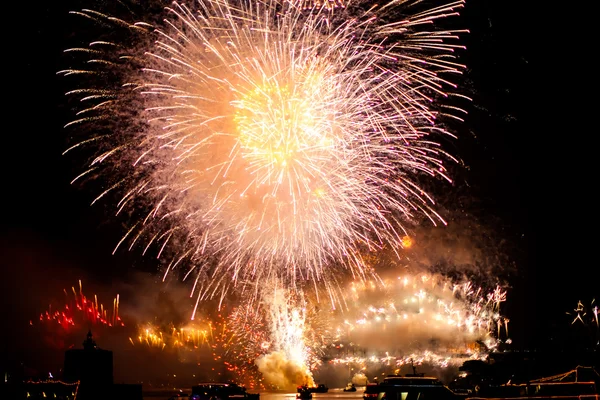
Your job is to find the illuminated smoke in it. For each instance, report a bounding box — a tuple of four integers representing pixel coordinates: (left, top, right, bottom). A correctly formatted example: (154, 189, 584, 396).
(256, 281, 315, 389)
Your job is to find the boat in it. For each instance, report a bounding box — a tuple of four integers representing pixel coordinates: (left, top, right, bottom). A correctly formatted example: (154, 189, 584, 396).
(296, 386, 313, 399)
(466, 381, 598, 399)
(363, 374, 461, 400)
(381, 375, 443, 386)
(367, 382, 462, 400)
(310, 384, 329, 393)
(463, 366, 600, 399)
(344, 383, 357, 392)
(191, 382, 260, 400)
(297, 384, 328, 394)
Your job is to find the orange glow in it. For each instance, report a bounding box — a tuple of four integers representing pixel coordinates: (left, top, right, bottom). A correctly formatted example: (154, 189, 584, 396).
(401, 235, 413, 248)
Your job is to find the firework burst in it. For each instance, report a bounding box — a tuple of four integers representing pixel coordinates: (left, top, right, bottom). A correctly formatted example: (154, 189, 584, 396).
(226, 281, 322, 389)
(33, 280, 124, 330)
(320, 273, 507, 374)
(129, 308, 268, 388)
(129, 321, 214, 350)
(31, 280, 125, 351)
(60, 0, 468, 305)
(336, 273, 507, 346)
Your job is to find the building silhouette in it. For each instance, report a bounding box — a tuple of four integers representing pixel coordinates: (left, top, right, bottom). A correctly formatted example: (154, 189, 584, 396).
(63, 330, 113, 387)
(0, 330, 142, 400)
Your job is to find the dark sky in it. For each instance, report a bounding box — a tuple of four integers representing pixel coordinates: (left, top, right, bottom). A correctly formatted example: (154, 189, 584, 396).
(1, 0, 598, 376)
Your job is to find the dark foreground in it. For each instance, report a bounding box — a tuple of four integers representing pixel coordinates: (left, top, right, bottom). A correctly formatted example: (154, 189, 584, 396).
(143, 388, 364, 400)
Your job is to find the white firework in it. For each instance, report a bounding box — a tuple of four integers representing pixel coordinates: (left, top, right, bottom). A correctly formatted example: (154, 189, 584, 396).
(60, 0, 468, 309)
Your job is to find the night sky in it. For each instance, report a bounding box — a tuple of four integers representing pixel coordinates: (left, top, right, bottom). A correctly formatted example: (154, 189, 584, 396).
(1, 0, 598, 378)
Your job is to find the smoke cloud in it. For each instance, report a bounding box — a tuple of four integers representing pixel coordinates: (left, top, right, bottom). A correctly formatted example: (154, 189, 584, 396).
(255, 351, 314, 390)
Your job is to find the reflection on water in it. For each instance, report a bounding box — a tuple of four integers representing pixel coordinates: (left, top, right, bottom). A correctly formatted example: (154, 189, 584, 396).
(261, 391, 363, 400)
(143, 388, 365, 400)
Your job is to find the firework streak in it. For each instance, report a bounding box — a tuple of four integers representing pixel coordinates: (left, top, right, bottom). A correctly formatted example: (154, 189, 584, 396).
(33, 280, 124, 330)
(130, 310, 267, 389)
(224, 273, 507, 374)
(60, 0, 469, 307)
(326, 274, 508, 368)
